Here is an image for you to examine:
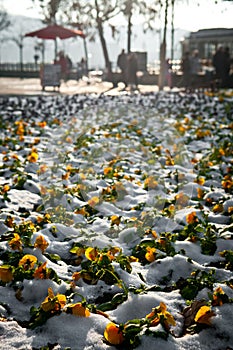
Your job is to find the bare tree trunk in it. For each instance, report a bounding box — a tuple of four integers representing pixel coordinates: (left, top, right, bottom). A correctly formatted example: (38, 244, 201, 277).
(127, 1, 132, 53)
(96, 18, 112, 75)
(95, 0, 112, 77)
(158, 0, 169, 91)
(171, 0, 175, 61)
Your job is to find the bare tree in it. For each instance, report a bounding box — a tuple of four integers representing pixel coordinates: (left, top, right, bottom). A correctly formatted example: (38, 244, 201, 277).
(0, 7, 11, 63)
(31, 0, 64, 24)
(0, 7, 11, 32)
(121, 0, 161, 53)
(9, 34, 25, 73)
(64, 0, 121, 75)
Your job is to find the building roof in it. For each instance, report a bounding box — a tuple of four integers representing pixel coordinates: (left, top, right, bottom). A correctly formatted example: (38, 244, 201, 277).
(190, 28, 233, 39)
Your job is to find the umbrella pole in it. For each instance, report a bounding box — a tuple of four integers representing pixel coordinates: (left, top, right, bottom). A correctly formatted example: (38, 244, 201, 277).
(42, 41, 45, 64)
(54, 38, 58, 61)
(83, 37, 88, 74)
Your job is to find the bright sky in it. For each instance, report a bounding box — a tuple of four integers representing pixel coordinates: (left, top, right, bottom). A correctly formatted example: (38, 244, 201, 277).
(1, 0, 233, 31)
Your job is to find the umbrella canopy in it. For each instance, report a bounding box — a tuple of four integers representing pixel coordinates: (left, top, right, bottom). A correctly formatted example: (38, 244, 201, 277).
(25, 24, 85, 40)
(25, 24, 85, 61)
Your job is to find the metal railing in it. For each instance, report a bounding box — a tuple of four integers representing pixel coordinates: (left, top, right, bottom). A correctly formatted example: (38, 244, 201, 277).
(0, 63, 40, 71)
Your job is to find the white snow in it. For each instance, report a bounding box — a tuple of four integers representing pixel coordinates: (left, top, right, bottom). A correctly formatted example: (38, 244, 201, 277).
(0, 90, 233, 349)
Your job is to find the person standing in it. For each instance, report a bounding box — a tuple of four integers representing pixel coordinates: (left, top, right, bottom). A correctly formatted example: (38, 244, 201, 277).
(164, 58, 172, 88)
(181, 51, 191, 91)
(117, 49, 128, 87)
(222, 46, 231, 87)
(190, 49, 201, 89)
(212, 46, 225, 87)
(127, 52, 138, 90)
(56, 51, 68, 81)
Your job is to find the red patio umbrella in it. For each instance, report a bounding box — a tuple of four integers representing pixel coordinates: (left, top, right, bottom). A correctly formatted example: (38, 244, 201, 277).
(25, 24, 85, 59)
(25, 24, 85, 40)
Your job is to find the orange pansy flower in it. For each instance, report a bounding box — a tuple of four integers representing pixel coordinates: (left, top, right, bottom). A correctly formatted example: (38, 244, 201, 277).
(72, 271, 82, 281)
(37, 121, 47, 128)
(186, 211, 198, 225)
(103, 167, 113, 176)
(34, 262, 50, 279)
(146, 302, 176, 329)
(34, 235, 49, 253)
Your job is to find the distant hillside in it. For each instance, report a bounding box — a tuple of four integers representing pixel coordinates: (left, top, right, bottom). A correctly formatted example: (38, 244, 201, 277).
(0, 14, 189, 69)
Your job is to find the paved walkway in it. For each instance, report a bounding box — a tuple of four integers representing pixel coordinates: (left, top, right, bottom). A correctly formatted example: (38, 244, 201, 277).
(0, 77, 160, 97)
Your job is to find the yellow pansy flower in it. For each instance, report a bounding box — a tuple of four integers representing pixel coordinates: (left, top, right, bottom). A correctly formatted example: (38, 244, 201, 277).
(27, 151, 39, 163)
(41, 287, 66, 313)
(0, 265, 14, 283)
(8, 233, 22, 251)
(144, 175, 158, 189)
(195, 177, 205, 185)
(85, 247, 98, 261)
(228, 206, 233, 214)
(75, 207, 89, 216)
(104, 322, 124, 345)
(15, 121, 25, 135)
(67, 303, 90, 317)
(2, 184, 10, 193)
(19, 254, 37, 270)
(213, 203, 224, 213)
(175, 192, 190, 207)
(197, 187, 205, 199)
(111, 215, 121, 226)
(212, 287, 226, 306)
(145, 247, 156, 263)
(87, 196, 99, 207)
(194, 305, 215, 325)
(222, 175, 233, 191)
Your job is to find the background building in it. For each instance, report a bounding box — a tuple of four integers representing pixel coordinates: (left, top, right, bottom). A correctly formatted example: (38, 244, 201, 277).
(182, 28, 233, 60)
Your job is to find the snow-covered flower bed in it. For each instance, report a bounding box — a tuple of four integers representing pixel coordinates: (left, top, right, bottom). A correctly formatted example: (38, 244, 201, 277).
(0, 90, 232, 350)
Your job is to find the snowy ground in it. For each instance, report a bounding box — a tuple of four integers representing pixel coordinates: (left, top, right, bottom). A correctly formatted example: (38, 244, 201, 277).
(0, 90, 232, 350)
